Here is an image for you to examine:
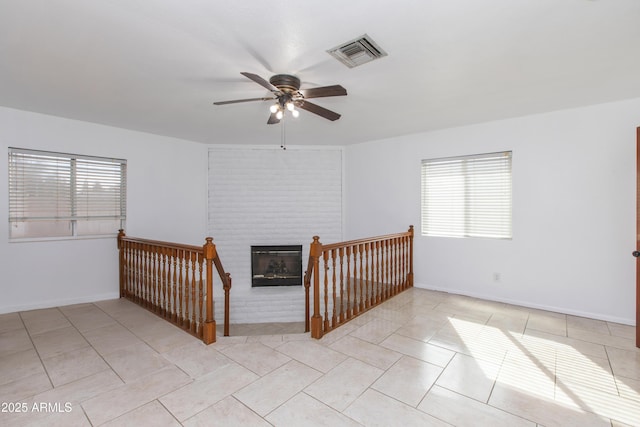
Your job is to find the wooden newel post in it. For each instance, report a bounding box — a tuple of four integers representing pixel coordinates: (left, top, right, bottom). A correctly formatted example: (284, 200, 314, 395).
(118, 229, 125, 298)
(310, 236, 324, 339)
(202, 237, 217, 344)
(408, 225, 414, 287)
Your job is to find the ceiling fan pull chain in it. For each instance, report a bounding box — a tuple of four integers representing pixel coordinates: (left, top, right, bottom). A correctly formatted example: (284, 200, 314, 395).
(281, 117, 286, 150)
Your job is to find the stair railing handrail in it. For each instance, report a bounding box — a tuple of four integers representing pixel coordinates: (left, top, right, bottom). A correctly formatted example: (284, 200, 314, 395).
(117, 230, 231, 344)
(304, 226, 414, 338)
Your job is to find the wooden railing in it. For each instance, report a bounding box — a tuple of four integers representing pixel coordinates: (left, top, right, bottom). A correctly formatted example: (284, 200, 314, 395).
(117, 230, 231, 344)
(304, 226, 414, 339)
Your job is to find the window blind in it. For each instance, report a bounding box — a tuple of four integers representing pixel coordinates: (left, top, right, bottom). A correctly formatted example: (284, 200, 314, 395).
(8, 148, 126, 239)
(421, 151, 512, 239)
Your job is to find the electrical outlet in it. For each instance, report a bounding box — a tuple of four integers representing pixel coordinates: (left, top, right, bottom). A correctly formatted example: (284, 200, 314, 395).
(493, 272, 501, 282)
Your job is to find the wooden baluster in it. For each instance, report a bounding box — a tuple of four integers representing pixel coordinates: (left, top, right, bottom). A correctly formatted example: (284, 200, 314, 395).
(139, 244, 147, 308)
(133, 243, 138, 302)
(122, 240, 131, 298)
(118, 238, 124, 298)
(162, 248, 169, 318)
(140, 244, 145, 306)
(128, 242, 133, 299)
(122, 240, 128, 298)
(370, 242, 376, 306)
(142, 244, 148, 305)
(152, 246, 157, 310)
(131, 243, 136, 299)
(323, 251, 330, 332)
(191, 252, 197, 334)
(398, 237, 404, 291)
(351, 245, 359, 316)
(138, 244, 143, 305)
(144, 245, 150, 308)
(369, 242, 375, 307)
(150, 246, 156, 311)
(364, 242, 370, 309)
(132, 243, 137, 300)
(140, 244, 145, 304)
(394, 237, 399, 295)
(149, 246, 155, 307)
(375, 241, 381, 304)
(378, 240, 387, 301)
(128, 242, 133, 300)
(161, 247, 167, 316)
(198, 253, 204, 338)
(408, 225, 414, 288)
(402, 236, 407, 290)
(345, 246, 352, 319)
(134, 243, 141, 304)
(154, 246, 160, 311)
(156, 246, 162, 311)
(372, 241, 377, 304)
(390, 238, 396, 296)
(171, 249, 177, 321)
(169, 248, 174, 319)
(406, 235, 410, 288)
(331, 248, 337, 328)
(358, 244, 365, 313)
(178, 250, 185, 325)
(183, 250, 190, 328)
(369, 241, 375, 305)
(130, 244, 135, 301)
(338, 247, 345, 323)
(384, 239, 390, 300)
(167, 248, 173, 318)
(396, 237, 400, 293)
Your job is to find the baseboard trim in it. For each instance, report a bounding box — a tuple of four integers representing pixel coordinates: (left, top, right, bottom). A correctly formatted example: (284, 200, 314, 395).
(414, 283, 635, 326)
(0, 292, 120, 315)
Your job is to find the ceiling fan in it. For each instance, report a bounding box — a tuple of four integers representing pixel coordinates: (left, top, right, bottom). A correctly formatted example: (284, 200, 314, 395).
(213, 72, 347, 124)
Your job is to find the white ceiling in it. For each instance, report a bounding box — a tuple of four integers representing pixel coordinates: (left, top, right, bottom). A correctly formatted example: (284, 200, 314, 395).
(1, 0, 640, 146)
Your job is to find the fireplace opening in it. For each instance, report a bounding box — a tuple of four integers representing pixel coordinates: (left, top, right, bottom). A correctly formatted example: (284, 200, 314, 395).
(251, 245, 303, 287)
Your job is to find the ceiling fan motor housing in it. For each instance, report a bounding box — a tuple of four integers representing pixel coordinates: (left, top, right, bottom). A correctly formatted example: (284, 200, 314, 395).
(269, 74, 301, 93)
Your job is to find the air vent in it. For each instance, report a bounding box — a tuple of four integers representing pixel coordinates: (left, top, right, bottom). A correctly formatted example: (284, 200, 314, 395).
(327, 34, 388, 68)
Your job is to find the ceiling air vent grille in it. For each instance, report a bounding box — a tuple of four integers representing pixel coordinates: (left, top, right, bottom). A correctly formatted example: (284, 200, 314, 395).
(327, 34, 388, 68)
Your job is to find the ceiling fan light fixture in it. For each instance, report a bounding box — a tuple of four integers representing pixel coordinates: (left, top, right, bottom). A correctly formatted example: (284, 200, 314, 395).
(276, 110, 284, 120)
(286, 102, 295, 112)
(270, 104, 279, 114)
(292, 109, 300, 118)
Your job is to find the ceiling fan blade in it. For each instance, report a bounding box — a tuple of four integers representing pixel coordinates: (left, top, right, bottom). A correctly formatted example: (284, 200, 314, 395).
(213, 97, 273, 105)
(267, 112, 280, 125)
(298, 85, 347, 99)
(295, 100, 341, 121)
(241, 72, 279, 92)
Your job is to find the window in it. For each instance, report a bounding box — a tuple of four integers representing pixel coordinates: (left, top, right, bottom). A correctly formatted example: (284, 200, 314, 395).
(421, 151, 512, 239)
(8, 148, 126, 239)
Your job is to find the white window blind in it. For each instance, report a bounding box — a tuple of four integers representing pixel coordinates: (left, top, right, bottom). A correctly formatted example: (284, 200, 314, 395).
(421, 151, 512, 239)
(8, 148, 126, 239)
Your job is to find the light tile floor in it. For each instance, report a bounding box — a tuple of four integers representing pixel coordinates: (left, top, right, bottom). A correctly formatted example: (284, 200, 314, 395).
(1, 288, 639, 426)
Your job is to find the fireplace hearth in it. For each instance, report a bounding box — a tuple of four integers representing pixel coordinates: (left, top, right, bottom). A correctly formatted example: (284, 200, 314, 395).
(251, 245, 302, 287)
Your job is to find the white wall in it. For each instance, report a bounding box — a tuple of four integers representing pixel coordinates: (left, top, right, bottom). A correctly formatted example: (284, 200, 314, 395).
(208, 146, 343, 323)
(4, 97, 638, 325)
(345, 98, 640, 325)
(0, 107, 208, 314)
